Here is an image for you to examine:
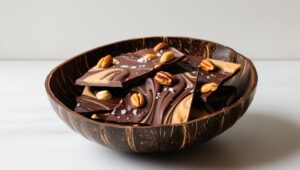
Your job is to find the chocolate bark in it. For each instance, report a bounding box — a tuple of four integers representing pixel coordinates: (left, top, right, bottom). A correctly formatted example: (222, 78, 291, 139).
(74, 86, 123, 114)
(106, 72, 198, 125)
(74, 96, 120, 113)
(186, 55, 239, 101)
(75, 47, 185, 87)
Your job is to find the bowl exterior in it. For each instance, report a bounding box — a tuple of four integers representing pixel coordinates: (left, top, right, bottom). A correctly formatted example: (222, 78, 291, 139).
(45, 37, 257, 152)
(47, 89, 255, 152)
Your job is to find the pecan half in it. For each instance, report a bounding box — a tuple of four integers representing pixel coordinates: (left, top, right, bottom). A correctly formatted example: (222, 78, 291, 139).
(199, 59, 216, 72)
(154, 71, 175, 86)
(153, 42, 168, 52)
(131, 92, 145, 108)
(96, 55, 113, 68)
(201, 82, 218, 93)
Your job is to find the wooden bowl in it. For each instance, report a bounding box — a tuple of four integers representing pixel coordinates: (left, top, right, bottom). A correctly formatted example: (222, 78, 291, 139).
(45, 37, 257, 152)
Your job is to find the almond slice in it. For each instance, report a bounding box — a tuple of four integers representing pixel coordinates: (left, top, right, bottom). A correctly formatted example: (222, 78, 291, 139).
(96, 90, 112, 100)
(208, 59, 241, 74)
(91, 113, 110, 120)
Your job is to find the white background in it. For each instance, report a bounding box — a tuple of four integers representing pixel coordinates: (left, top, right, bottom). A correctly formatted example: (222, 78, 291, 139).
(1, 0, 300, 59)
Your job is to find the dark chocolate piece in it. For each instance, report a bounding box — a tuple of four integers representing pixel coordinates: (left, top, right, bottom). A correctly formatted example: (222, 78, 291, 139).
(106, 72, 198, 125)
(74, 86, 122, 114)
(75, 47, 185, 87)
(197, 68, 232, 101)
(190, 86, 237, 119)
(186, 55, 237, 101)
(74, 95, 120, 113)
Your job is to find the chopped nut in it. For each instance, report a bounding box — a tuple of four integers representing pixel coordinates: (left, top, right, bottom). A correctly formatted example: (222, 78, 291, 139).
(91, 113, 110, 120)
(181, 57, 188, 62)
(209, 59, 241, 74)
(160, 51, 174, 63)
(201, 82, 218, 93)
(96, 55, 113, 68)
(154, 71, 175, 86)
(131, 92, 145, 108)
(112, 58, 119, 65)
(143, 53, 158, 60)
(153, 42, 168, 52)
(199, 59, 216, 72)
(96, 90, 112, 100)
(154, 64, 161, 69)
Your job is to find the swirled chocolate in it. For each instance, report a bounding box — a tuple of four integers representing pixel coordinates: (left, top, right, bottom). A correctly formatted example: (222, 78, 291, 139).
(106, 72, 198, 125)
(74, 86, 123, 114)
(73, 45, 243, 125)
(75, 47, 185, 87)
(75, 95, 120, 113)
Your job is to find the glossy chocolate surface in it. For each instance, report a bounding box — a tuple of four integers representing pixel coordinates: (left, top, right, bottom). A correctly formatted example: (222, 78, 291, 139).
(106, 72, 198, 125)
(75, 47, 185, 87)
(45, 37, 257, 152)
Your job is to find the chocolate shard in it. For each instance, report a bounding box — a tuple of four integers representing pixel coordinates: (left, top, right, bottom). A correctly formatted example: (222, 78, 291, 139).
(75, 47, 185, 87)
(74, 95, 121, 113)
(186, 55, 240, 101)
(74, 86, 122, 114)
(197, 68, 232, 101)
(190, 86, 237, 120)
(106, 71, 198, 125)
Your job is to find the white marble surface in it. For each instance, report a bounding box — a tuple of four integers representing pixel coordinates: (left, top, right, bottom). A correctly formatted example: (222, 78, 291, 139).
(0, 60, 300, 170)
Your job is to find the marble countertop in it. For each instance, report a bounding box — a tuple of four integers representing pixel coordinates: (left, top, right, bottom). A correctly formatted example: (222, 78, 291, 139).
(1, 60, 300, 170)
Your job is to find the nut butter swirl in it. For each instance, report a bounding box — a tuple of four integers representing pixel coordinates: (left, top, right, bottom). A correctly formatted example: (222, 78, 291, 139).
(75, 46, 185, 87)
(106, 72, 197, 125)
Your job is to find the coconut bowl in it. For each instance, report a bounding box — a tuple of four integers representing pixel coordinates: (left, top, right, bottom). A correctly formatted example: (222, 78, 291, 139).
(45, 37, 257, 152)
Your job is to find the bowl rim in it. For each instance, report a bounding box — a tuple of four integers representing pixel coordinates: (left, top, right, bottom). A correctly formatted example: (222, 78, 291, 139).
(45, 36, 258, 129)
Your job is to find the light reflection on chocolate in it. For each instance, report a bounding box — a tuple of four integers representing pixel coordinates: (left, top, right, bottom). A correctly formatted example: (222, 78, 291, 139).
(73, 46, 242, 126)
(74, 86, 125, 114)
(75, 47, 185, 87)
(106, 72, 198, 125)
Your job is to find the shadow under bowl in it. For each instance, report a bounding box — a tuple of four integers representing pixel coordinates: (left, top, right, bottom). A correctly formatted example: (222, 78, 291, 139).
(45, 36, 258, 152)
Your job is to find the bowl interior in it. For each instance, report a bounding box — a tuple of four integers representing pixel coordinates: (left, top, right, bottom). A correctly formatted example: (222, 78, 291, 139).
(48, 37, 253, 123)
